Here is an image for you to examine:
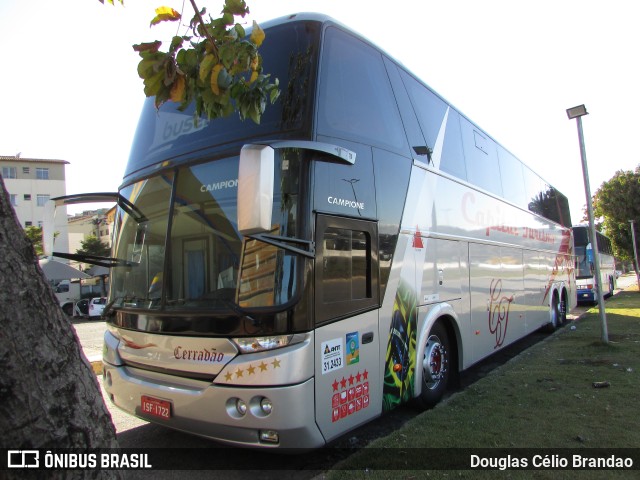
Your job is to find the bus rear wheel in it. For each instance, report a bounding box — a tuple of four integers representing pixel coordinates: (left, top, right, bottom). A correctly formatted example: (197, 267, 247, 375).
(415, 321, 450, 409)
(545, 293, 562, 332)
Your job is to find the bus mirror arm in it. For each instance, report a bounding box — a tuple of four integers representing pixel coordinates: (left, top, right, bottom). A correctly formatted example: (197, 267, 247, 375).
(246, 233, 315, 258)
(48, 251, 137, 269)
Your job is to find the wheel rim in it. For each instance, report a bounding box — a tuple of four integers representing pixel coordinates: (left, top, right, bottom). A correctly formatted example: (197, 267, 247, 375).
(423, 335, 447, 390)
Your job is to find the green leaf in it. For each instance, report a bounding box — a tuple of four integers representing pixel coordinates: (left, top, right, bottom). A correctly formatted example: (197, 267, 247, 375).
(223, 0, 249, 16)
(137, 58, 159, 78)
(133, 41, 162, 53)
(144, 70, 165, 97)
(169, 36, 184, 53)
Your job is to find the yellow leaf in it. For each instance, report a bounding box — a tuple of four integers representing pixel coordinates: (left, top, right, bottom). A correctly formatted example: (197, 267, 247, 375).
(199, 54, 216, 83)
(250, 21, 265, 47)
(210, 64, 223, 96)
(150, 6, 181, 27)
(170, 75, 185, 102)
(248, 71, 258, 84)
(250, 55, 259, 72)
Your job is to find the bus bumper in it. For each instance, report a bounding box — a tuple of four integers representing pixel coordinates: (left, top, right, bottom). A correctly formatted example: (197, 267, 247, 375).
(577, 289, 596, 302)
(102, 362, 325, 449)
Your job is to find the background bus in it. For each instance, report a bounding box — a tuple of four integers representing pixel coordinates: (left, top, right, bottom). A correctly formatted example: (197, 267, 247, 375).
(46, 13, 575, 449)
(573, 225, 616, 303)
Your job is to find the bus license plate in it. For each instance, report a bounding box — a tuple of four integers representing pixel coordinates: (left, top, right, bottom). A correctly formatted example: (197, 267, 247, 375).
(141, 395, 171, 419)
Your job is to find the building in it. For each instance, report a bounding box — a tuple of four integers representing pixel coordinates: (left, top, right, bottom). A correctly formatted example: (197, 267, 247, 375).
(1, 154, 71, 253)
(66, 208, 115, 270)
(1, 154, 68, 227)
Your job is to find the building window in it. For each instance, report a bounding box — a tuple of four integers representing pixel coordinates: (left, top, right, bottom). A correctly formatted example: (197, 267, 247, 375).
(36, 167, 49, 180)
(2, 167, 17, 179)
(25, 221, 32, 227)
(10, 194, 18, 206)
(24, 194, 31, 201)
(37, 194, 50, 207)
(23, 167, 30, 174)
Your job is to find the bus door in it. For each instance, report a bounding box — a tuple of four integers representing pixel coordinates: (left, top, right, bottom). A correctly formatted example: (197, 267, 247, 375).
(313, 214, 381, 442)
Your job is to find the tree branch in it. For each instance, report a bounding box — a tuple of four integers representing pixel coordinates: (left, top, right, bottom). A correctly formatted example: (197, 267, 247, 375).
(188, 0, 219, 56)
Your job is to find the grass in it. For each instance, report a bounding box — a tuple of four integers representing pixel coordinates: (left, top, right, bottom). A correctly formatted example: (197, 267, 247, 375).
(325, 285, 640, 479)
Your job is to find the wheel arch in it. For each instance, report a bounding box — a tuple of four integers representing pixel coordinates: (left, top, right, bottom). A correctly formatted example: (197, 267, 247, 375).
(413, 303, 462, 400)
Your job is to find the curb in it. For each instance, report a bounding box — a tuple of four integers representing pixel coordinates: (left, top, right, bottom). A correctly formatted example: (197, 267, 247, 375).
(88, 355, 103, 375)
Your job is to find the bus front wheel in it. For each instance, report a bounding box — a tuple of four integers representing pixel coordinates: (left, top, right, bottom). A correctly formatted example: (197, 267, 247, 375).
(415, 321, 450, 409)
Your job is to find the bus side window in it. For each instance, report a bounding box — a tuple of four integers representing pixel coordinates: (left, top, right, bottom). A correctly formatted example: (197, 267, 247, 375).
(315, 215, 379, 325)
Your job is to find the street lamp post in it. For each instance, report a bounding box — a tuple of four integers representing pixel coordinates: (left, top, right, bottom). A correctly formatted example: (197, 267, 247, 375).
(566, 105, 608, 344)
(630, 220, 640, 289)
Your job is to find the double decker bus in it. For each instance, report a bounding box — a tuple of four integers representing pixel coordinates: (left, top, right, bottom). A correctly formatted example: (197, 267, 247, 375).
(45, 13, 575, 449)
(573, 225, 616, 303)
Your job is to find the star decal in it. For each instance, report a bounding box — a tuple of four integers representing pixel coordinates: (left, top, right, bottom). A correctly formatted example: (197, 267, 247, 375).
(363, 369, 369, 380)
(348, 374, 355, 386)
(356, 371, 362, 383)
(220, 358, 282, 384)
(332, 379, 339, 392)
(340, 377, 347, 389)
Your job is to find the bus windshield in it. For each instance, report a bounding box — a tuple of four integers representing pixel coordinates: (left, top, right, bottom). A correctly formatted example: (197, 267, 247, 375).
(575, 245, 594, 279)
(109, 153, 302, 312)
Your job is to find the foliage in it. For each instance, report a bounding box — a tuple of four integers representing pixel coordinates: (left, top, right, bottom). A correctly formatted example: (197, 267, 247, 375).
(101, 0, 279, 123)
(77, 235, 111, 258)
(24, 225, 44, 256)
(591, 166, 640, 263)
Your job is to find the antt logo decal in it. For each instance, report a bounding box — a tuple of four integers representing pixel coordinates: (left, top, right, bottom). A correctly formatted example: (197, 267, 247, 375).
(488, 279, 514, 349)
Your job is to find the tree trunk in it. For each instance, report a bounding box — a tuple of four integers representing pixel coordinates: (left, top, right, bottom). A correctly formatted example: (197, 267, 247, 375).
(0, 178, 121, 479)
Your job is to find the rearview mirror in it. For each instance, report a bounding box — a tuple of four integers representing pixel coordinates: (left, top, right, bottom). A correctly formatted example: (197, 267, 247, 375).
(237, 144, 274, 235)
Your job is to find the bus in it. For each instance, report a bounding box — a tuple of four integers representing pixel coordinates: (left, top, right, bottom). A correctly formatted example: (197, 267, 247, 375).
(573, 225, 616, 303)
(44, 13, 575, 449)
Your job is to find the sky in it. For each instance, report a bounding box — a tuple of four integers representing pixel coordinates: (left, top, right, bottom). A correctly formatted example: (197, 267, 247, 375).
(1, 0, 638, 223)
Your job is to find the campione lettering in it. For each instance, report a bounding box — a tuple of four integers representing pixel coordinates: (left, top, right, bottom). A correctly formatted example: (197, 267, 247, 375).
(200, 179, 238, 192)
(327, 196, 364, 210)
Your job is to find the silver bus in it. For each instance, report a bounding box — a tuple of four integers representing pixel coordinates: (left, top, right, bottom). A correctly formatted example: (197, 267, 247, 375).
(45, 13, 576, 449)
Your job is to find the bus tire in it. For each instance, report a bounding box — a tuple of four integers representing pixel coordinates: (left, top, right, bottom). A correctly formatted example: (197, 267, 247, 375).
(415, 321, 450, 409)
(544, 293, 562, 332)
(609, 277, 614, 297)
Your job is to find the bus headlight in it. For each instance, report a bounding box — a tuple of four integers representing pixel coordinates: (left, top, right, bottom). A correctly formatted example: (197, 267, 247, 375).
(233, 335, 293, 353)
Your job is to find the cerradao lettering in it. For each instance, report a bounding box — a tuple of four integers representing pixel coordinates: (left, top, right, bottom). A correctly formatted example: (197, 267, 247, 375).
(173, 346, 225, 363)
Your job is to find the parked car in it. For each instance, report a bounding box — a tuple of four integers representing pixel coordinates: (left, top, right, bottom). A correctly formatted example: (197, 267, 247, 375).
(73, 298, 90, 317)
(88, 297, 107, 318)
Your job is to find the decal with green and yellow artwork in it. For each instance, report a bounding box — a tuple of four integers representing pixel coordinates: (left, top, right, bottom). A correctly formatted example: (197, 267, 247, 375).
(382, 279, 418, 411)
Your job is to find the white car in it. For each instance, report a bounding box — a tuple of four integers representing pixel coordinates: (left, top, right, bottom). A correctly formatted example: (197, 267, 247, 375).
(88, 297, 107, 318)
